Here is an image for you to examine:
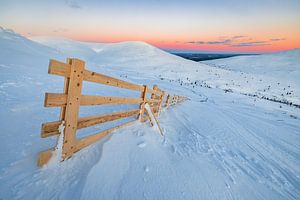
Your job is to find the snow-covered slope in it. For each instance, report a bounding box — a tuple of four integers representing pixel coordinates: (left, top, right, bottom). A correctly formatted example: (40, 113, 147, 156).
(1, 28, 300, 200)
(30, 37, 202, 74)
(203, 49, 300, 104)
(30, 36, 99, 61)
(31, 37, 300, 106)
(204, 49, 300, 81)
(0, 27, 61, 67)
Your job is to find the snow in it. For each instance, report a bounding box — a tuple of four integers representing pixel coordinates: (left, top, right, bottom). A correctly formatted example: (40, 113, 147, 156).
(1, 27, 300, 199)
(203, 50, 300, 105)
(144, 103, 160, 134)
(45, 121, 65, 167)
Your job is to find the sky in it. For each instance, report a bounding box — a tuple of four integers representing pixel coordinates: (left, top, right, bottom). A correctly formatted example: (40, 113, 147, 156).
(0, 0, 300, 53)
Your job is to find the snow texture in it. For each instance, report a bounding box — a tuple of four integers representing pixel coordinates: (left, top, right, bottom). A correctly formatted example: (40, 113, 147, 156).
(144, 103, 160, 133)
(45, 121, 65, 167)
(0, 27, 300, 200)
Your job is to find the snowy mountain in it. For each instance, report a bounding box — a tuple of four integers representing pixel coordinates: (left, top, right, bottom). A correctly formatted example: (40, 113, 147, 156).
(31, 36, 300, 106)
(0, 27, 61, 67)
(1, 27, 300, 200)
(204, 48, 300, 96)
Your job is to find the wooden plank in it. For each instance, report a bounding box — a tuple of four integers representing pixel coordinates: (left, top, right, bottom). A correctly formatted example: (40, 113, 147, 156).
(62, 58, 85, 160)
(83, 70, 143, 91)
(151, 104, 160, 116)
(78, 109, 139, 129)
(48, 59, 163, 96)
(44, 93, 67, 107)
(148, 102, 159, 107)
(44, 93, 143, 107)
(41, 109, 140, 138)
(165, 94, 171, 108)
(147, 88, 162, 96)
(48, 59, 71, 77)
(151, 85, 158, 99)
(81, 96, 142, 106)
(60, 59, 71, 120)
(37, 148, 54, 167)
(75, 120, 137, 152)
(147, 99, 160, 104)
(41, 121, 61, 138)
(139, 85, 147, 121)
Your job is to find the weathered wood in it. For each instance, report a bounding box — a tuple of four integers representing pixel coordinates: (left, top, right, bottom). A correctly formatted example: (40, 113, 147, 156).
(81, 96, 142, 106)
(152, 105, 160, 115)
(165, 94, 171, 108)
(78, 109, 139, 129)
(151, 85, 158, 99)
(41, 121, 61, 138)
(41, 109, 140, 138)
(75, 120, 137, 152)
(83, 70, 143, 91)
(45, 93, 143, 107)
(44, 93, 67, 107)
(62, 58, 85, 160)
(37, 148, 54, 167)
(48, 59, 71, 77)
(48, 59, 165, 96)
(148, 99, 160, 104)
(139, 85, 147, 121)
(147, 87, 162, 96)
(60, 59, 71, 120)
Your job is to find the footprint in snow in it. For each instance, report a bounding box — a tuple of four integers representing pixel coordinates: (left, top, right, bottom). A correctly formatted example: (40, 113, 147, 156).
(144, 166, 150, 173)
(138, 142, 147, 148)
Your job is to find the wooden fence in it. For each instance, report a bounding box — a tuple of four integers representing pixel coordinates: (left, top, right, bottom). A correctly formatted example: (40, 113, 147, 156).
(38, 58, 186, 167)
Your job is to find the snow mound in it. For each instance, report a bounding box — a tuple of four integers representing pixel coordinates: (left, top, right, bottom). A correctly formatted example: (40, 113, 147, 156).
(30, 36, 99, 61)
(31, 37, 200, 71)
(0, 27, 60, 67)
(203, 49, 300, 105)
(203, 48, 300, 83)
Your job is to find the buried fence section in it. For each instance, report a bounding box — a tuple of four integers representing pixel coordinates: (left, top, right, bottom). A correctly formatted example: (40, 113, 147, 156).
(38, 58, 187, 167)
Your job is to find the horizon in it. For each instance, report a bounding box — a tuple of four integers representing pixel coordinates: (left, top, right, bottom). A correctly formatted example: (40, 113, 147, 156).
(1, 0, 300, 53)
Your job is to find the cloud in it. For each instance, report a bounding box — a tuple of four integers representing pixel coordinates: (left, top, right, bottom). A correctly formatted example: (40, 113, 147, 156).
(270, 38, 286, 41)
(187, 35, 283, 47)
(232, 35, 247, 39)
(188, 39, 232, 45)
(231, 41, 270, 47)
(65, 0, 81, 9)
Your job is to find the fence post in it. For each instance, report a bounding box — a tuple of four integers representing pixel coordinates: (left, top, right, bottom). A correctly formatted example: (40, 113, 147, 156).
(157, 91, 165, 115)
(61, 58, 85, 160)
(151, 85, 159, 115)
(139, 85, 147, 121)
(59, 58, 71, 121)
(165, 94, 171, 108)
(151, 85, 158, 98)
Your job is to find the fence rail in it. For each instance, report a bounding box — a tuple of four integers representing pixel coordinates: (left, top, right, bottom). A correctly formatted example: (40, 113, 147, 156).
(38, 58, 186, 167)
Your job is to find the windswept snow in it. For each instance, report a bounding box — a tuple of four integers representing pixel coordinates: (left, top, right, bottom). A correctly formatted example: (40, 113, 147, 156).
(144, 103, 161, 134)
(203, 49, 300, 105)
(1, 27, 300, 200)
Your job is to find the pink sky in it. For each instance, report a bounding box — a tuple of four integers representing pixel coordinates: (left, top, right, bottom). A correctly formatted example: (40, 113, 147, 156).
(1, 0, 300, 53)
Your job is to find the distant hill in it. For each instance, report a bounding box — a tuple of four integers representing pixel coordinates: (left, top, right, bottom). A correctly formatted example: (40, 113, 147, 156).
(171, 52, 258, 62)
